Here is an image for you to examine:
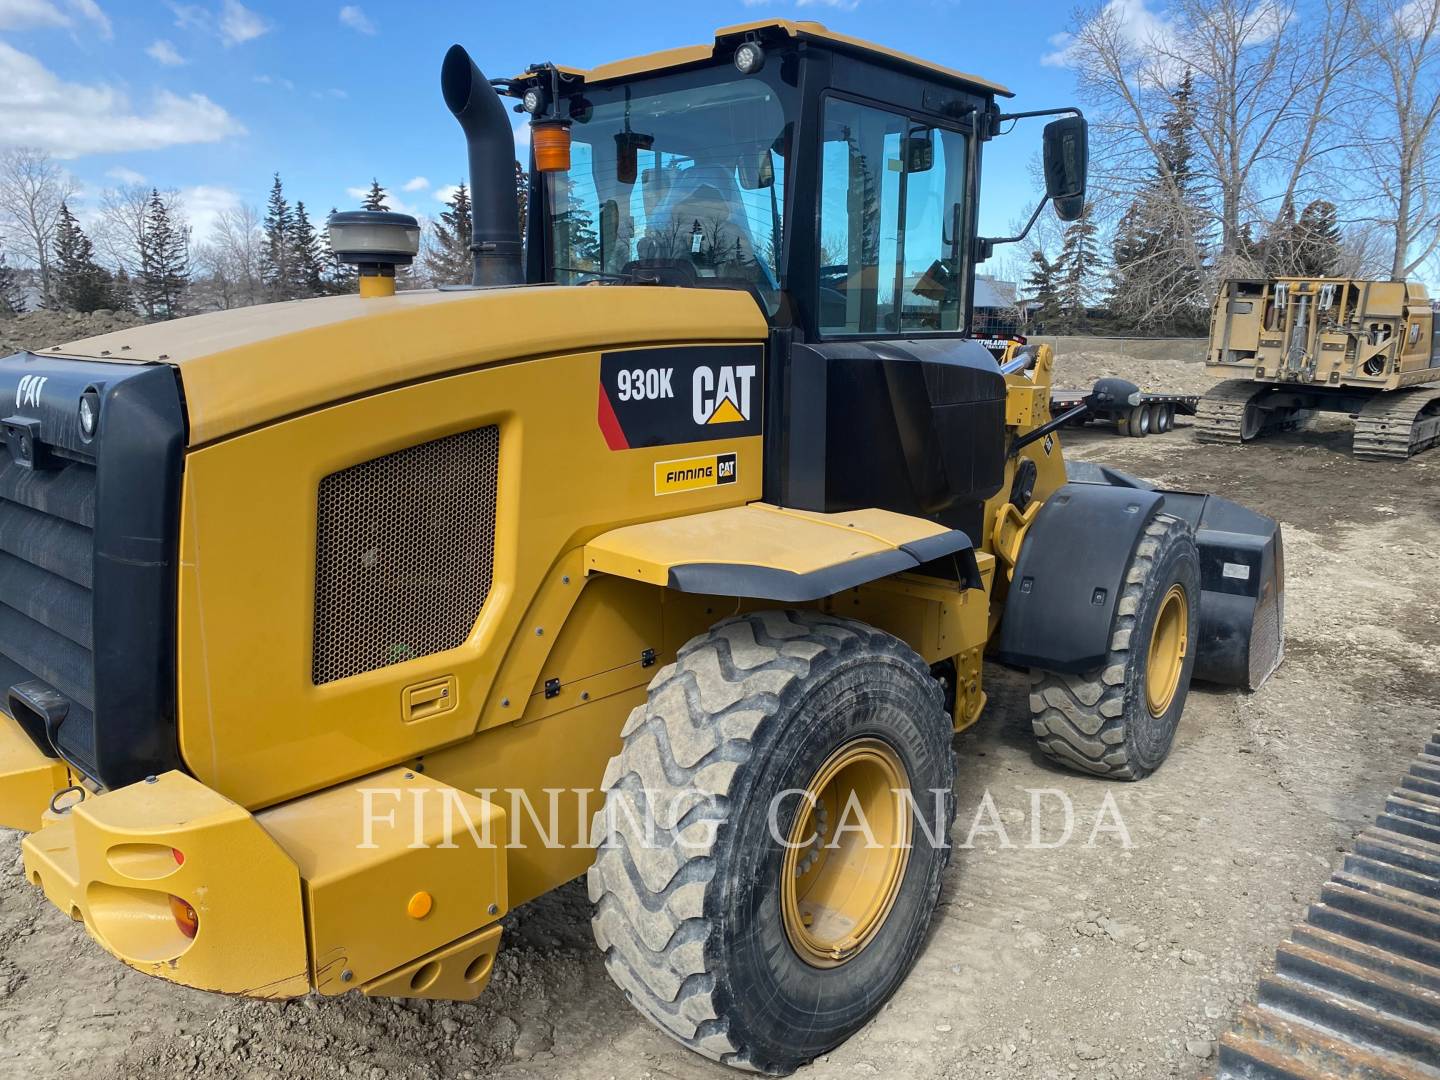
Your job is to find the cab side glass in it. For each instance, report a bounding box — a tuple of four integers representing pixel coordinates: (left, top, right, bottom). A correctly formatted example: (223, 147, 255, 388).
(1043, 115, 1088, 222)
(818, 98, 968, 335)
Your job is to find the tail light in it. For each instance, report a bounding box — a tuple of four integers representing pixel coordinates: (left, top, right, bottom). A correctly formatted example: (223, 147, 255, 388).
(168, 894, 199, 939)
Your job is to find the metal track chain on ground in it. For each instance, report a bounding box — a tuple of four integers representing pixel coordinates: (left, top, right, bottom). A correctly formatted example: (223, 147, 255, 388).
(1352, 386, 1440, 461)
(1212, 732, 1440, 1079)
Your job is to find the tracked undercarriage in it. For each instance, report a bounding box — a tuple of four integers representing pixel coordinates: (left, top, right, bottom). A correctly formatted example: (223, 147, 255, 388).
(1196, 378, 1440, 460)
(1213, 731, 1440, 1078)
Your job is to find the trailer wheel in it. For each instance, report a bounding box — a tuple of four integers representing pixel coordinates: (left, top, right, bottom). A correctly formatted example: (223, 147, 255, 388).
(588, 611, 955, 1074)
(1119, 404, 1151, 437)
(1154, 404, 1174, 434)
(1028, 512, 1200, 780)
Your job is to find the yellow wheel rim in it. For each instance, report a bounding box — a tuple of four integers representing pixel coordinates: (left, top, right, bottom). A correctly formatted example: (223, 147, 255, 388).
(781, 738, 911, 969)
(1146, 585, 1189, 717)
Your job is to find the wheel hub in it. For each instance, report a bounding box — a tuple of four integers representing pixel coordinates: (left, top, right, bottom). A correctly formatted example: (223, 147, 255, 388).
(1146, 584, 1189, 716)
(781, 738, 911, 968)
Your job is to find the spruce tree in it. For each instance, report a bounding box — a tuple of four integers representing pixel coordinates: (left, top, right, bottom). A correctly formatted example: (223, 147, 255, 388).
(514, 161, 528, 242)
(362, 179, 389, 212)
(325, 207, 356, 293)
(53, 202, 113, 312)
(138, 189, 189, 319)
(263, 173, 298, 301)
(430, 182, 473, 285)
(1295, 200, 1342, 277)
(1055, 205, 1101, 332)
(1260, 200, 1300, 276)
(111, 265, 134, 315)
(0, 248, 22, 317)
(290, 201, 325, 297)
(1107, 69, 1210, 332)
(1025, 250, 1061, 332)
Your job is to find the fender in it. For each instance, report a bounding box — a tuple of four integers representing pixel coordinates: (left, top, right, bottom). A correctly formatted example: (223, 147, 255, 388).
(993, 482, 1166, 672)
(1006, 465, 1285, 689)
(585, 503, 977, 603)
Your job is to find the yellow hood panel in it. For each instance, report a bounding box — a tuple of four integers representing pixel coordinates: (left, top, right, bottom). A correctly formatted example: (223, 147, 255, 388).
(41, 286, 768, 446)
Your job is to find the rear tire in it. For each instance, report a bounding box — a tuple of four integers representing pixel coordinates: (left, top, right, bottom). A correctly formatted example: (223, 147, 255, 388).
(1120, 404, 1151, 437)
(1028, 512, 1200, 780)
(1154, 404, 1174, 433)
(588, 611, 956, 1074)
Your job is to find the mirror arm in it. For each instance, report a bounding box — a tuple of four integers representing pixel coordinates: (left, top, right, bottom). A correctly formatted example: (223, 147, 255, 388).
(994, 106, 1085, 125)
(976, 196, 1050, 263)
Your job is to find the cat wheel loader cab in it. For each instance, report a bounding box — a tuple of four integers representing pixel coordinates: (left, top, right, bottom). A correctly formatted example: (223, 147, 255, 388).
(0, 19, 1283, 1075)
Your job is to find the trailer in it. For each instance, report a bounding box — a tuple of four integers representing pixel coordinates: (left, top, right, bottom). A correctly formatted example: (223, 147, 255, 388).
(1052, 388, 1199, 437)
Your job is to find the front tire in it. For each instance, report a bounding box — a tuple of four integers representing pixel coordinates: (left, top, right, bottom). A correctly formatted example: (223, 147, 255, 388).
(588, 611, 956, 1074)
(1028, 512, 1200, 779)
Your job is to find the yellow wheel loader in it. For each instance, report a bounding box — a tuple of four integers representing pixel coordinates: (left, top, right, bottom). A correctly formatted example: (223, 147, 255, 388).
(0, 21, 1284, 1074)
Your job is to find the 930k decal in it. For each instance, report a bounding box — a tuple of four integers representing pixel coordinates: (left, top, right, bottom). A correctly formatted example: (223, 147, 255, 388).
(598, 345, 763, 450)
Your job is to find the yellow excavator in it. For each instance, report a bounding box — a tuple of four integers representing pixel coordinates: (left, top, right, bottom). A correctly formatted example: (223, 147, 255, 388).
(0, 21, 1283, 1074)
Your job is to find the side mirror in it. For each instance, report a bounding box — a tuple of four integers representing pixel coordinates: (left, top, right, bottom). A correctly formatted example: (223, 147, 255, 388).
(904, 128, 935, 173)
(1043, 115, 1088, 222)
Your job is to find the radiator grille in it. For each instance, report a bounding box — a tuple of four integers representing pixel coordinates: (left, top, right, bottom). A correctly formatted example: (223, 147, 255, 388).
(312, 426, 500, 685)
(0, 456, 96, 733)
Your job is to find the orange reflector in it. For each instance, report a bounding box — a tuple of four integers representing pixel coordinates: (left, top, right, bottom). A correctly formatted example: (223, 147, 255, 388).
(169, 894, 199, 939)
(407, 891, 434, 919)
(171, 847, 185, 866)
(532, 121, 571, 172)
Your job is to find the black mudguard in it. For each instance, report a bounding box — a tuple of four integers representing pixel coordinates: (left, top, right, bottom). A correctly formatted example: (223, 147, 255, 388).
(993, 482, 1167, 673)
(1006, 463, 1284, 689)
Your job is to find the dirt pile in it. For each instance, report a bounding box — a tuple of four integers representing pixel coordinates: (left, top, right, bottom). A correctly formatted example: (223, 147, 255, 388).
(0, 309, 144, 356)
(1049, 345, 1216, 396)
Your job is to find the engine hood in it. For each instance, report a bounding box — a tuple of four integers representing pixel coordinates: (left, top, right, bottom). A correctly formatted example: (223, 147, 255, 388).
(37, 286, 767, 446)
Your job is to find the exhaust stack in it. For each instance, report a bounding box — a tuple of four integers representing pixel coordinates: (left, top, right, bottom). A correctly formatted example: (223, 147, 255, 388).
(441, 44, 524, 287)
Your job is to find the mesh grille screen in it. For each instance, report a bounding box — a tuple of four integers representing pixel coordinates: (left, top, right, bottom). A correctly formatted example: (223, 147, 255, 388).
(312, 426, 500, 685)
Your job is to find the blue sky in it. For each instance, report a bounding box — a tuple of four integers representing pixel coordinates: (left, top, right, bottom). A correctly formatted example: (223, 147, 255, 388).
(0, 0, 1081, 252)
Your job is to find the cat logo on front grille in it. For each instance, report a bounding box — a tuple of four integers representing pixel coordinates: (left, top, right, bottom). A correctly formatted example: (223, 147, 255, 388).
(15, 375, 46, 410)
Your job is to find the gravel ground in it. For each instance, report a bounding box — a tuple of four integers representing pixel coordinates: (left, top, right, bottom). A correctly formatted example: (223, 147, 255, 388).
(1, 338, 1436, 1079)
(0, 309, 144, 356)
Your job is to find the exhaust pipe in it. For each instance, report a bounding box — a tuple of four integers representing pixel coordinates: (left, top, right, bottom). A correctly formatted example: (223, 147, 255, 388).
(441, 44, 524, 287)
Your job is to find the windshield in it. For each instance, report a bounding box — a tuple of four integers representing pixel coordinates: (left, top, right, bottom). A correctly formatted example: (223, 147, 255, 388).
(547, 73, 791, 313)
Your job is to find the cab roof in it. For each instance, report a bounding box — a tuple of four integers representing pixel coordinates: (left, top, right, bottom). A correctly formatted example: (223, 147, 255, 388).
(516, 20, 1011, 98)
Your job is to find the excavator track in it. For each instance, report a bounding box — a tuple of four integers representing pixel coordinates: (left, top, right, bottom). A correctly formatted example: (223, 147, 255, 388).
(1195, 380, 1268, 443)
(1212, 732, 1440, 1079)
(1195, 380, 1307, 444)
(1352, 385, 1440, 461)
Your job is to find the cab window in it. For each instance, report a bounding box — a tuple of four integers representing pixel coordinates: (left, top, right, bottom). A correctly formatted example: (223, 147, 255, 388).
(818, 97, 968, 335)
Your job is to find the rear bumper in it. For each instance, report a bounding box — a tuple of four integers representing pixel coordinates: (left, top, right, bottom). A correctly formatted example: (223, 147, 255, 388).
(18, 763, 509, 1001)
(0, 712, 70, 832)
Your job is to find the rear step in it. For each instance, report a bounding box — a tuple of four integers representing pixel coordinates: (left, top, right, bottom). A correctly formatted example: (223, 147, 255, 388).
(1212, 732, 1440, 1079)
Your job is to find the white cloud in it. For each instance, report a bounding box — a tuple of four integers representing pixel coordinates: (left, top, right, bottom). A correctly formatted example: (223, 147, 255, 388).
(434, 184, 460, 204)
(344, 185, 371, 201)
(219, 0, 267, 44)
(177, 183, 241, 241)
(1394, 0, 1436, 37)
(1042, 0, 1179, 67)
(252, 73, 294, 90)
(338, 4, 375, 34)
(741, 0, 859, 8)
(167, 0, 267, 45)
(146, 39, 186, 66)
(312, 87, 348, 99)
(106, 165, 145, 184)
(402, 176, 428, 192)
(0, 41, 246, 158)
(0, 0, 111, 35)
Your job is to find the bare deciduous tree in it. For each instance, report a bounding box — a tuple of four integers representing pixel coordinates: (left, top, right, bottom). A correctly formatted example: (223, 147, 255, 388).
(0, 147, 76, 306)
(1351, 0, 1440, 278)
(193, 204, 265, 309)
